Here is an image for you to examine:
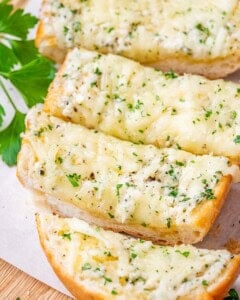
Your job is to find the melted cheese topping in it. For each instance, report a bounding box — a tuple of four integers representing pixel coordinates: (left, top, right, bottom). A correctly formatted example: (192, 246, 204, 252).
(24, 108, 238, 234)
(39, 214, 235, 300)
(50, 48, 240, 161)
(41, 0, 240, 61)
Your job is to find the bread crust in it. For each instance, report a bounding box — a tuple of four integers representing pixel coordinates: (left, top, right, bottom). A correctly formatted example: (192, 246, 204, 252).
(207, 256, 240, 300)
(192, 175, 232, 239)
(36, 215, 240, 300)
(36, 21, 67, 64)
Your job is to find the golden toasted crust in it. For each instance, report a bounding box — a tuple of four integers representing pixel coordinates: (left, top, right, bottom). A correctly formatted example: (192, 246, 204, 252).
(43, 50, 71, 117)
(192, 175, 232, 238)
(35, 21, 67, 63)
(208, 256, 240, 300)
(36, 215, 240, 300)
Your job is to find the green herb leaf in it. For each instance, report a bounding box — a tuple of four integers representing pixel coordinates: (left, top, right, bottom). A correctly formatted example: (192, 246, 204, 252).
(62, 233, 71, 240)
(201, 188, 215, 200)
(0, 43, 18, 73)
(11, 40, 39, 65)
(164, 70, 178, 79)
(111, 290, 118, 295)
(176, 250, 190, 257)
(116, 183, 123, 196)
(0, 0, 37, 39)
(131, 252, 137, 259)
(0, 2, 56, 166)
(103, 276, 112, 285)
(166, 217, 172, 228)
(82, 262, 92, 271)
(202, 280, 208, 286)
(66, 173, 81, 187)
(234, 135, 240, 144)
(94, 67, 102, 75)
(0, 104, 5, 127)
(224, 288, 239, 300)
(0, 111, 25, 166)
(108, 212, 114, 219)
(8, 57, 56, 107)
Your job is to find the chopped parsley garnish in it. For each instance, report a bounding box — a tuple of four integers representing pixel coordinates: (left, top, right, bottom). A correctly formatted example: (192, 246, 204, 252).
(168, 188, 178, 197)
(82, 262, 92, 271)
(175, 161, 185, 166)
(164, 70, 178, 79)
(166, 217, 172, 228)
(195, 23, 210, 43)
(234, 135, 240, 144)
(94, 67, 102, 75)
(66, 173, 81, 187)
(55, 156, 63, 164)
(107, 27, 114, 33)
(116, 183, 123, 196)
(63, 25, 69, 34)
(130, 252, 137, 259)
(202, 280, 208, 286)
(204, 109, 212, 119)
(201, 188, 215, 200)
(176, 250, 190, 257)
(62, 233, 71, 240)
(111, 290, 118, 295)
(127, 100, 143, 111)
(230, 111, 237, 120)
(103, 276, 112, 285)
(108, 212, 114, 219)
(224, 288, 239, 300)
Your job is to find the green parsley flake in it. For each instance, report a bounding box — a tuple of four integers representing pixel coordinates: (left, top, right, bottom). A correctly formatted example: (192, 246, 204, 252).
(66, 173, 81, 187)
(164, 71, 178, 79)
(82, 262, 92, 271)
(62, 233, 71, 240)
(108, 212, 114, 219)
(234, 135, 240, 144)
(166, 218, 172, 228)
(224, 288, 239, 300)
(202, 280, 208, 286)
(111, 290, 118, 295)
(116, 183, 123, 196)
(176, 250, 190, 257)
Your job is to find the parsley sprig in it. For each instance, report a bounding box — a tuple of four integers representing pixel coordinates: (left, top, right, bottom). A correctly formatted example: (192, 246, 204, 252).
(0, 0, 55, 166)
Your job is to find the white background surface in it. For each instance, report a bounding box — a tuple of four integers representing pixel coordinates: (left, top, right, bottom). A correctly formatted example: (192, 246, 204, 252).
(0, 0, 240, 297)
